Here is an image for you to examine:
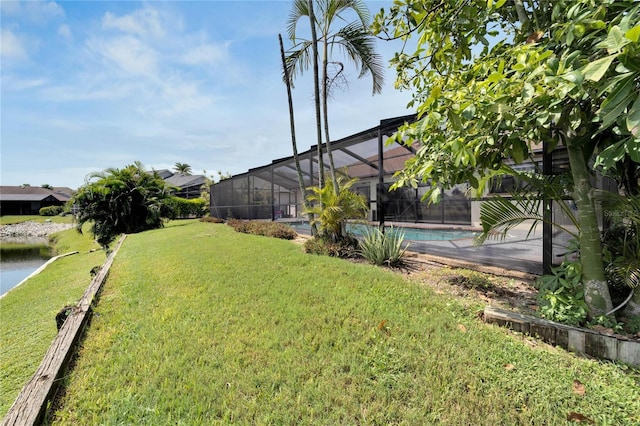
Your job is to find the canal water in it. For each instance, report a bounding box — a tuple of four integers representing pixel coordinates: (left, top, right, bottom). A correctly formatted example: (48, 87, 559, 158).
(0, 238, 52, 296)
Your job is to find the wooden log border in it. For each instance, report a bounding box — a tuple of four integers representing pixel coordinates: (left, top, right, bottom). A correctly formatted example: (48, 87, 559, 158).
(2, 235, 127, 426)
(484, 306, 640, 368)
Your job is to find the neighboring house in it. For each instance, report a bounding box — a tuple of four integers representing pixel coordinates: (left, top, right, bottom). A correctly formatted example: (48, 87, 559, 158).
(0, 186, 72, 215)
(155, 170, 207, 200)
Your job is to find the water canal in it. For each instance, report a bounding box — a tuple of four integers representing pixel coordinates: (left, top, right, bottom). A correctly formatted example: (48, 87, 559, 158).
(0, 238, 52, 296)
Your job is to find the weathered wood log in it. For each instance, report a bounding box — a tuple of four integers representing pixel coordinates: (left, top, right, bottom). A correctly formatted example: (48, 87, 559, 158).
(2, 236, 127, 426)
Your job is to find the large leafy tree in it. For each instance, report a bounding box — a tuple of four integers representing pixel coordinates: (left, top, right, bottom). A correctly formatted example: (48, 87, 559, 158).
(72, 162, 175, 248)
(373, 0, 640, 318)
(287, 0, 384, 192)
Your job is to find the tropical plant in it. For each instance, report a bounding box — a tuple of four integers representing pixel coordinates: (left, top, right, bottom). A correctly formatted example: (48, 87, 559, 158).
(477, 173, 640, 319)
(359, 226, 409, 266)
(474, 169, 579, 246)
(601, 193, 640, 317)
(287, 0, 384, 192)
(373, 0, 640, 319)
(305, 174, 368, 242)
(72, 162, 175, 248)
(174, 162, 192, 175)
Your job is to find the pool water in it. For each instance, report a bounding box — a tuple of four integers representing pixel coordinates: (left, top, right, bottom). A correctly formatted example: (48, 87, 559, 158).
(286, 222, 477, 241)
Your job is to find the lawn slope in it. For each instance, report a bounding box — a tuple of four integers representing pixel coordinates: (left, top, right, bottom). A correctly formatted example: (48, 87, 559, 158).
(47, 221, 639, 424)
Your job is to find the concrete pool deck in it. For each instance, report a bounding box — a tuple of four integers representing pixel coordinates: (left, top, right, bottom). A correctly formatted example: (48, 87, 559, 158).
(287, 220, 570, 276)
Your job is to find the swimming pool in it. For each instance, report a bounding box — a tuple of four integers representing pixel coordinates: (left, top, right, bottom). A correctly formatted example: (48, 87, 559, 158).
(285, 222, 478, 241)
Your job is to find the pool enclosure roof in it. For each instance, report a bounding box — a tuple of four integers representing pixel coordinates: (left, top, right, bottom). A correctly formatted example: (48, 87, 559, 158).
(238, 114, 418, 191)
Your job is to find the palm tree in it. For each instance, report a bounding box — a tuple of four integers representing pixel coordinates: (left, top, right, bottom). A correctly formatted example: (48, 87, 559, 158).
(304, 174, 368, 242)
(72, 162, 175, 248)
(279, 33, 318, 235)
(286, 0, 384, 193)
(174, 162, 192, 175)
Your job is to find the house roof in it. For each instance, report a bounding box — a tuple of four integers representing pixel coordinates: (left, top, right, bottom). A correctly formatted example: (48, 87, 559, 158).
(0, 186, 72, 202)
(154, 169, 175, 179)
(164, 174, 207, 189)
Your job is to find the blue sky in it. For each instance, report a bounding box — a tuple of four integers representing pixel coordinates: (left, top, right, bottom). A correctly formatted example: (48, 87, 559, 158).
(1, 0, 413, 189)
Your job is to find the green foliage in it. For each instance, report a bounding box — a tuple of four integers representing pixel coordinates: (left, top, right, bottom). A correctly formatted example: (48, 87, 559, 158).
(374, 1, 639, 199)
(167, 197, 207, 219)
(475, 170, 580, 245)
(304, 175, 368, 241)
(601, 193, 640, 290)
(302, 234, 359, 257)
(359, 226, 409, 266)
(39, 205, 64, 216)
(71, 162, 175, 248)
(536, 258, 588, 326)
(589, 315, 625, 334)
(173, 162, 192, 175)
(226, 219, 297, 240)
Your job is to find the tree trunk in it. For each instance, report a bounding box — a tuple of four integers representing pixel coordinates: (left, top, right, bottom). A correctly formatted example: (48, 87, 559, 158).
(566, 142, 614, 319)
(322, 36, 340, 195)
(279, 34, 317, 236)
(308, 0, 325, 191)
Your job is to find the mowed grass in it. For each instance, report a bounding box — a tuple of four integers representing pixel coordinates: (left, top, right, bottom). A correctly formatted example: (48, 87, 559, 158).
(0, 215, 74, 225)
(46, 221, 640, 425)
(0, 227, 103, 415)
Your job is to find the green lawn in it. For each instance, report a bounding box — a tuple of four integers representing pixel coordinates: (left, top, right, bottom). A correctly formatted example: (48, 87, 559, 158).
(0, 215, 74, 225)
(0, 227, 103, 415)
(36, 221, 638, 425)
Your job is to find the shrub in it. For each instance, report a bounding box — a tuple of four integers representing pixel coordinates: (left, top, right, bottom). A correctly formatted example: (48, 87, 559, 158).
(303, 235, 359, 257)
(39, 205, 64, 216)
(199, 216, 224, 223)
(168, 197, 207, 219)
(536, 258, 588, 326)
(226, 220, 297, 240)
(359, 226, 409, 266)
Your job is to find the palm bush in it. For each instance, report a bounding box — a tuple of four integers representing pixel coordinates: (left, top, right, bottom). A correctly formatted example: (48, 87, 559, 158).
(304, 175, 368, 242)
(359, 226, 409, 267)
(72, 162, 175, 248)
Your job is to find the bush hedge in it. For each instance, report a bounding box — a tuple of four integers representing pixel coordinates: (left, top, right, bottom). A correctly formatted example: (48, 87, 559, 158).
(168, 197, 207, 219)
(39, 205, 64, 216)
(226, 219, 297, 240)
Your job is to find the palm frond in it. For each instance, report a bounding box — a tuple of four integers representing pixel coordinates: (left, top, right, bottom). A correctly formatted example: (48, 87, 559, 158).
(334, 22, 384, 94)
(286, 0, 310, 40)
(607, 257, 640, 289)
(474, 195, 579, 246)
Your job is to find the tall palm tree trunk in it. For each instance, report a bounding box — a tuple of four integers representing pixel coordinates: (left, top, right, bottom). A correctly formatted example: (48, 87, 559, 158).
(322, 37, 340, 195)
(279, 34, 317, 236)
(308, 0, 325, 191)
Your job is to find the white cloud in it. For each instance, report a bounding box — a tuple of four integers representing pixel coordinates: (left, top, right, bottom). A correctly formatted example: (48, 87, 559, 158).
(0, 29, 27, 59)
(102, 7, 165, 39)
(87, 35, 158, 76)
(1, 1, 64, 22)
(1, 74, 47, 91)
(181, 43, 229, 67)
(58, 24, 72, 40)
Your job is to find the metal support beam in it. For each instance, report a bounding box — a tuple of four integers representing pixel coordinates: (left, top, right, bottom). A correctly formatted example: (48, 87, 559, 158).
(543, 141, 553, 275)
(377, 123, 385, 228)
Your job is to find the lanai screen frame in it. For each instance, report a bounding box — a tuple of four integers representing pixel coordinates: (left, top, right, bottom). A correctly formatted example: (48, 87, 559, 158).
(210, 114, 422, 223)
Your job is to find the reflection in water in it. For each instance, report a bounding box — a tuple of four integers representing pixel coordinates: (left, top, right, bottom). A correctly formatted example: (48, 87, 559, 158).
(0, 239, 53, 296)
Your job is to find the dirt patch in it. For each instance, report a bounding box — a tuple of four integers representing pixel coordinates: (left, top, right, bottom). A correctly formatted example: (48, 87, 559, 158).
(394, 253, 539, 315)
